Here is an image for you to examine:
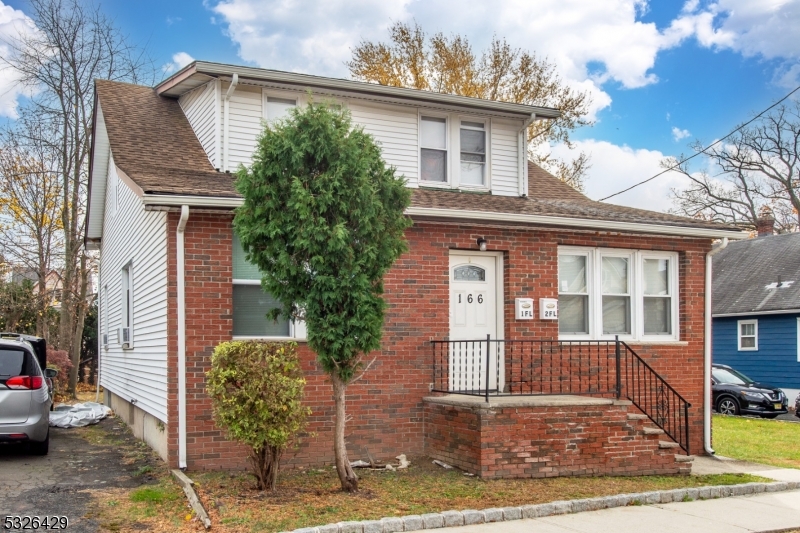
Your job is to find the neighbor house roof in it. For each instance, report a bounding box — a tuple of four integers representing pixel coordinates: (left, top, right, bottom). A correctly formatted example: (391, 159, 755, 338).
(712, 232, 800, 317)
(90, 79, 745, 241)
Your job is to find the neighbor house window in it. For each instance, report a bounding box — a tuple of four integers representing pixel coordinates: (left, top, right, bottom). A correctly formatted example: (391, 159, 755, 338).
(557, 248, 679, 340)
(232, 232, 291, 337)
(459, 121, 486, 186)
(737, 319, 758, 351)
(420, 116, 447, 182)
(265, 96, 296, 124)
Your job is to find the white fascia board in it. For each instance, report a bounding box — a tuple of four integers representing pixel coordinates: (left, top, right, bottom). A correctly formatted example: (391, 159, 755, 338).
(405, 206, 749, 240)
(713, 309, 800, 318)
(140, 194, 747, 239)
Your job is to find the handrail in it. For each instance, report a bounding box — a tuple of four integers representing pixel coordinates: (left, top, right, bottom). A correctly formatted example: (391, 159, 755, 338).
(430, 336, 691, 455)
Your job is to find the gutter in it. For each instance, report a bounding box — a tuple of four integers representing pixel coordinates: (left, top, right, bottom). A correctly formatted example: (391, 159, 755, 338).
(141, 195, 748, 240)
(177, 205, 190, 469)
(222, 73, 238, 172)
(704, 237, 728, 456)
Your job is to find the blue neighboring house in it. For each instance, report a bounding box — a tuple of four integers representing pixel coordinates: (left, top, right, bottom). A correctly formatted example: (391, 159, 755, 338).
(713, 231, 800, 399)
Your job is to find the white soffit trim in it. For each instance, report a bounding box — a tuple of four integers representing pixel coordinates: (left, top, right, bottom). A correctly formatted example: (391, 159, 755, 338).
(713, 309, 800, 318)
(140, 194, 747, 239)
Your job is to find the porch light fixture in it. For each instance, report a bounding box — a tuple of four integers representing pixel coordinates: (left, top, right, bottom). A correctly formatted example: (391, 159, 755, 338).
(477, 237, 487, 251)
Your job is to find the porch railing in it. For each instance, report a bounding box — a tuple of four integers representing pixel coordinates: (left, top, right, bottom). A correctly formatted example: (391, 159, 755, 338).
(430, 336, 692, 455)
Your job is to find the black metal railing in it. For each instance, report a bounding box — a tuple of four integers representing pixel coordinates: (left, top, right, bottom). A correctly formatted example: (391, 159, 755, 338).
(430, 336, 691, 454)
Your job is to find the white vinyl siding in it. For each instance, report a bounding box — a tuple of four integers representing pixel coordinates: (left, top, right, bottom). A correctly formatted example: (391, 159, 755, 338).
(98, 154, 169, 422)
(349, 102, 419, 186)
(227, 85, 263, 169)
(491, 119, 522, 196)
(179, 81, 219, 168)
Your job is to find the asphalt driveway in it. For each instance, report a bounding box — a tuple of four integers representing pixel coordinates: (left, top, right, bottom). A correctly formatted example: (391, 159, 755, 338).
(0, 417, 159, 532)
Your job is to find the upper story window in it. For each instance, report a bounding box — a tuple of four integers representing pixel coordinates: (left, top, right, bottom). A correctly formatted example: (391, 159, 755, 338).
(460, 121, 486, 186)
(420, 116, 447, 183)
(557, 247, 679, 341)
(737, 319, 758, 351)
(266, 96, 296, 124)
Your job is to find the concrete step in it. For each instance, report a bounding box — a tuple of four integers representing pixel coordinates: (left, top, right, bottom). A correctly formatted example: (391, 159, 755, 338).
(627, 413, 649, 420)
(675, 454, 695, 463)
(659, 441, 680, 449)
(642, 427, 665, 436)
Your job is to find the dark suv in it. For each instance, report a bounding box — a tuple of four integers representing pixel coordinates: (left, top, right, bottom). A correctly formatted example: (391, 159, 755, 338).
(712, 364, 787, 419)
(0, 333, 57, 454)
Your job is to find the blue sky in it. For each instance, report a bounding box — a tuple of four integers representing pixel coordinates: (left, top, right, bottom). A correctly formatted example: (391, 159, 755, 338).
(1, 0, 798, 212)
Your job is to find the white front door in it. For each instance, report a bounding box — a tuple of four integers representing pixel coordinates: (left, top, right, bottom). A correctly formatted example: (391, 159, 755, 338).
(449, 253, 499, 391)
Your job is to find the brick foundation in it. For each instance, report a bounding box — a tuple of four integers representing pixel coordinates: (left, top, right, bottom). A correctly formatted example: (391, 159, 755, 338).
(424, 396, 690, 478)
(158, 213, 710, 475)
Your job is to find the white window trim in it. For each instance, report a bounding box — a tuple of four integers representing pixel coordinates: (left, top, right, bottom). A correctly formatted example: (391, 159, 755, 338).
(231, 280, 307, 341)
(262, 89, 303, 124)
(737, 319, 758, 351)
(120, 261, 134, 349)
(417, 112, 493, 191)
(558, 246, 680, 342)
(102, 284, 108, 350)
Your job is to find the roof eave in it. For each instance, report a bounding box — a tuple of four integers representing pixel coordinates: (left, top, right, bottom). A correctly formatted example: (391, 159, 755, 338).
(712, 308, 800, 318)
(156, 61, 560, 119)
(139, 193, 746, 239)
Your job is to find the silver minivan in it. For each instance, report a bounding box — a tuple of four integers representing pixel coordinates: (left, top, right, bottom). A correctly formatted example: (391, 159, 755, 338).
(0, 334, 57, 455)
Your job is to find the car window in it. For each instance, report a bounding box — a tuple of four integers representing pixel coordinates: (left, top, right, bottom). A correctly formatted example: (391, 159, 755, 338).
(0, 349, 26, 378)
(712, 368, 752, 386)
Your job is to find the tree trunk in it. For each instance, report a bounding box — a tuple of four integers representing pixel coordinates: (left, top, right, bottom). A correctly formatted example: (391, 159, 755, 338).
(67, 255, 88, 396)
(332, 373, 358, 492)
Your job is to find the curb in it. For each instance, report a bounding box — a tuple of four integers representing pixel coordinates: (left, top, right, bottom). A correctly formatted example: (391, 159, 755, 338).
(280, 481, 800, 533)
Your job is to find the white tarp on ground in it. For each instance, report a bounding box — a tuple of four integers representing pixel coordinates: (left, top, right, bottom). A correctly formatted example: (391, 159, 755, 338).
(49, 402, 112, 428)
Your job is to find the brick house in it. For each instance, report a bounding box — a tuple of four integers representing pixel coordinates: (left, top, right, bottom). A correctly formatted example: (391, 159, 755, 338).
(86, 62, 745, 478)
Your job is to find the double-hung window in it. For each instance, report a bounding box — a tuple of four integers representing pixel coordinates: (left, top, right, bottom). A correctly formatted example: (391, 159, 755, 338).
(120, 262, 133, 347)
(459, 121, 486, 186)
(420, 116, 447, 182)
(265, 96, 296, 124)
(557, 248, 679, 341)
(737, 320, 758, 350)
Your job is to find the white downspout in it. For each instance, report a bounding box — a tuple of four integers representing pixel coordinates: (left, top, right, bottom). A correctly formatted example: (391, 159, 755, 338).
(177, 205, 190, 469)
(517, 113, 536, 197)
(704, 237, 728, 455)
(222, 73, 238, 172)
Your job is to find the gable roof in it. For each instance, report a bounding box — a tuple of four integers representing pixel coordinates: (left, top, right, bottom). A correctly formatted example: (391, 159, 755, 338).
(89, 79, 745, 242)
(712, 232, 800, 316)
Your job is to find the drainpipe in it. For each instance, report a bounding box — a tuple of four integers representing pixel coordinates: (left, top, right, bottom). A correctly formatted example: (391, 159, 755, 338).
(177, 205, 190, 469)
(704, 237, 728, 456)
(517, 113, 536, 197)
(222, 73, 238, 172)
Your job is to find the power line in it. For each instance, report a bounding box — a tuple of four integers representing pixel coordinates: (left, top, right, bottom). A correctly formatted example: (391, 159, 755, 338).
(598, 84, 800, 202)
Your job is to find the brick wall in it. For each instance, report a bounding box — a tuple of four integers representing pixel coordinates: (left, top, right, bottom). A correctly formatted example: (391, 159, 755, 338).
(163, 215, 711, 471)
(424, 399, 690, 478)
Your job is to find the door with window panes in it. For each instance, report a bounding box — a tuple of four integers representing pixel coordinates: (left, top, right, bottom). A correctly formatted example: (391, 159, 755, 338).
(449, 254, 498, 391)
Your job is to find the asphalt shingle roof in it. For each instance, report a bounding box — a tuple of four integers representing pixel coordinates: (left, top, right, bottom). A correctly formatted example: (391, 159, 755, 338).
(94, 79, 739, 234)
(712, 232, 800, 316)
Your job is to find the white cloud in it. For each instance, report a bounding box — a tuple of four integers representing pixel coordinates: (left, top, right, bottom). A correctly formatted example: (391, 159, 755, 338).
(550, 139, 692, 213)
(162, 52, 195, 75)
(672, 127, 691, 141)
(0, 2, 39, 119)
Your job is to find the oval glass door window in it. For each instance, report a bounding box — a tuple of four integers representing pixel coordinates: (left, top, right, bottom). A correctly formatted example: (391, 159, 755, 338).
(454, 265, 485, 281)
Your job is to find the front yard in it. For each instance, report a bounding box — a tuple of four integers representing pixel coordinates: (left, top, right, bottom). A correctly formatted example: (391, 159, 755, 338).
(712, 414, 800, 469)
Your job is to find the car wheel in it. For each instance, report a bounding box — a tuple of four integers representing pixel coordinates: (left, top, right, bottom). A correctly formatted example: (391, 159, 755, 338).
(717, 397, 740, 416)
(29, 429, 49, 456)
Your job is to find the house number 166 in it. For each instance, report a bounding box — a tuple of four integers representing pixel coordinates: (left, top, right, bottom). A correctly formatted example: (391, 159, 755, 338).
(458, 294, 483, 304)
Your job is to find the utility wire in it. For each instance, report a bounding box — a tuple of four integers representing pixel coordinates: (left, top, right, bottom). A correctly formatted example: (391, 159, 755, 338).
(598, 84, 800, 202)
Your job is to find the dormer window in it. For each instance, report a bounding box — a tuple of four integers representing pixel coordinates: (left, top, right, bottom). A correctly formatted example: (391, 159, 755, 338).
(460, 121, 486, 186)
(420, 116, 447, 182)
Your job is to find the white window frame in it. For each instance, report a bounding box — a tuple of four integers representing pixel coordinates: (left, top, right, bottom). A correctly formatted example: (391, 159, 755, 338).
(737, 319, 758, 351)
(261, 89, 304, 124)
(230, 278, 306, 341)
(102, 284, 108, 350)
(417, 112, 494, 191)
(120, 261, 134, 349)
(558, 247, 680, 342)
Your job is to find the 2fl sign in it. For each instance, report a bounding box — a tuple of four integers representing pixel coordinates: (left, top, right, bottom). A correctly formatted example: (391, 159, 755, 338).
(540, 298, 559, 320)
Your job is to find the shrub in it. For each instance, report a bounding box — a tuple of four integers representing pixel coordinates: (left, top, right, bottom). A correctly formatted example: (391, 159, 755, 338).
(206, 341, 309, 491)
(47, 347, 72, 394)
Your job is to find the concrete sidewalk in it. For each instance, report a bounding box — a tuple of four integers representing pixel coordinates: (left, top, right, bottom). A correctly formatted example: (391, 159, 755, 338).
(692, 455, 800, 483)
(441, 490, 800, 533)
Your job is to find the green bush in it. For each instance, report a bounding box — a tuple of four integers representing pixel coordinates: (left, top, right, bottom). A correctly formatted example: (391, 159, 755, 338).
(206, 341, 310, 491)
